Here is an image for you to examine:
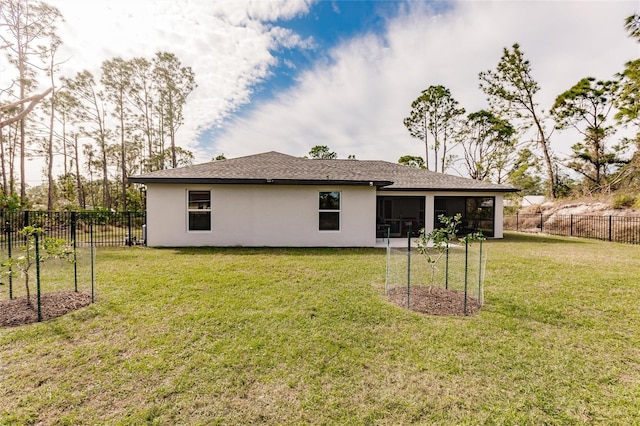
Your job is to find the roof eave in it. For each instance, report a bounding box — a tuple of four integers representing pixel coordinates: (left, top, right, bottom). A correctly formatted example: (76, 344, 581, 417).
(128, 177, 394, 187)
(377, 186, 519, 193)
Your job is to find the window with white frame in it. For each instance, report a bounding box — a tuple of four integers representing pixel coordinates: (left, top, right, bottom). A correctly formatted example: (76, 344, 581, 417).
(319, 191, 340, 231)
(187, 190, 211, 231)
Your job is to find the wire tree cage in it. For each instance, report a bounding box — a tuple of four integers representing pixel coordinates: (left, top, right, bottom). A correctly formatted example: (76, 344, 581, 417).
(384, 224, 486, 316)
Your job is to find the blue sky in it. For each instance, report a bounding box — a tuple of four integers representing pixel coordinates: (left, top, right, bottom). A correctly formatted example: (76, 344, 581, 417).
(256, 1, 452, 98)
(258, 1, 396, 98)
(28, 0, 640, 184)
(203, 0, 425, 142)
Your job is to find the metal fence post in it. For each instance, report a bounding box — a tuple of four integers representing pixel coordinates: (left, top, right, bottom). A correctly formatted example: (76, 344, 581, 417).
(35, 232, 42, 322)
(570, 215, 574, 237)
(407, 225, 411, 310)
(90, 221, 95, 303)
(464, 238, 469, 316)
(540, 213, 543, 232)
(516, 212, 519, 231)
(609, 216, 613, 242)
(71, 211, 78, 292)
(6, 221, 12, 299)
(384, 226, 390, 295)
(127, 211, 133, 246)
(445, 244, 449, 290)
(478, 237, 483, 306)
(23, 210, 29, 245)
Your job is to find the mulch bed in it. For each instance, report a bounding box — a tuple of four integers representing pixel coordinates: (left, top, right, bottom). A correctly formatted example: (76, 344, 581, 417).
(0, 291, 92, 327)
(387, 285, 481, 316)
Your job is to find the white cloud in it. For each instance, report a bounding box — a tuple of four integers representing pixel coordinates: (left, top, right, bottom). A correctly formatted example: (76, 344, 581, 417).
(24, 0, 313, 184)
(211, 0, 313, 25)
(211, 0, 639, 169)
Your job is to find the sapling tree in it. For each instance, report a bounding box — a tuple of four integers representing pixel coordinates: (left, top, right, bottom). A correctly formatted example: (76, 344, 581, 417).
(1, 226, 73, 305)
(415, 214, 483, 288)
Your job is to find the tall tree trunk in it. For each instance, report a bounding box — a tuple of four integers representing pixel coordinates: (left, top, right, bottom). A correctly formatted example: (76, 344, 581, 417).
(19, 110, 26, 204)
(73, 135, 84, 208)
(47, 84, 56, 210)
(100, 138, 110, 209)
(15, 12, 31, 205)
(170, 130, 176, 169)
(169, 93, 177, 168)
(17, 8, 27, 206)
(62, 118, 68, 176)
(89, 168, 95, 208)
(0, 127, 6, 195)
(433, 135, 439, 173)
(423, 117, 429, 171)
(120, 114, 127, 210)
(8, 125, 17, 195)
(46, 136, 54, 210)
(534, 119, 556, 199)
(441, 129, 448, 173)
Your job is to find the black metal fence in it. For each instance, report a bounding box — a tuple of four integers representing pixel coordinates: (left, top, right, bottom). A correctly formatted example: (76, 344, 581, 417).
(504, 213, 640, 245)
(0, 211, 145, 249)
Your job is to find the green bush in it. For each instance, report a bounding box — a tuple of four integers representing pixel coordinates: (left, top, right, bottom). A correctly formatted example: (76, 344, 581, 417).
(612, 194, 637, 209)
(503, 204, 519, 215)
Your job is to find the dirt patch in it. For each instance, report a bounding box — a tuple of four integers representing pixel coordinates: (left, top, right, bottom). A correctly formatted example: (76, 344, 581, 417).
(0, 291, 92, 327)
(387, 286, 481, 316)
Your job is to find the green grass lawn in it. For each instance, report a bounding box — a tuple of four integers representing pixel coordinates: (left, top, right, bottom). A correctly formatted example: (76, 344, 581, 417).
(1, 233, 639, 425)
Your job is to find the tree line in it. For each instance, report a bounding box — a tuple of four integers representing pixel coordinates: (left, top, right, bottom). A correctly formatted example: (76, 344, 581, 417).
(0, 0, 196, 211)
(403, 13, 640, 199)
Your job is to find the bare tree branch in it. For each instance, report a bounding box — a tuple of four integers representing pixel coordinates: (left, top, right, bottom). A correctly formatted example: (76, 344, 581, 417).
(0, 87, 52, 128)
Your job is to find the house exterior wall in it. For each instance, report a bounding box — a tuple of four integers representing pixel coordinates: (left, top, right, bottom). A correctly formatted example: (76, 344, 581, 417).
(144, 184, 506, 247)
(145, 183, 377, 247)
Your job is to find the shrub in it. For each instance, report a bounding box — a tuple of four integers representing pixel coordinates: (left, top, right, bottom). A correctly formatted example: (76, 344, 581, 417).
(612, 194, 636, 209)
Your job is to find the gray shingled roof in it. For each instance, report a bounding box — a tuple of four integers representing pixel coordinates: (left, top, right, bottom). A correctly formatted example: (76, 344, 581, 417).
(128, 151, 517, 192)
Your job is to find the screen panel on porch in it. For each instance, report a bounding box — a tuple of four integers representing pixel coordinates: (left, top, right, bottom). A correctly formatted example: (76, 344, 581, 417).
(434, 196, 495, 237)
(376, 196, 425, 237)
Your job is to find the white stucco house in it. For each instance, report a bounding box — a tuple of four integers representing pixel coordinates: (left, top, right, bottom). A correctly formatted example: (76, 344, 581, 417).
(129, 151, 518, 247)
